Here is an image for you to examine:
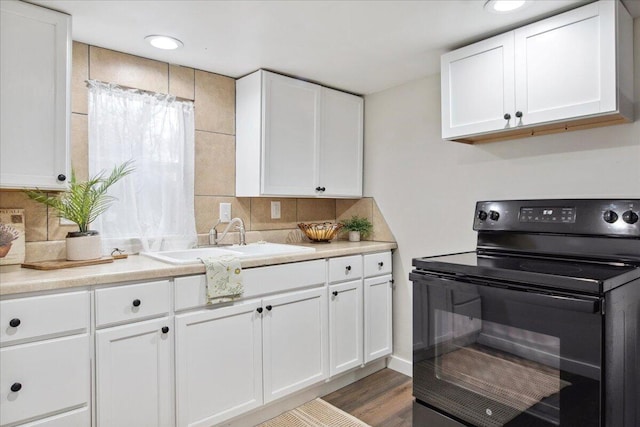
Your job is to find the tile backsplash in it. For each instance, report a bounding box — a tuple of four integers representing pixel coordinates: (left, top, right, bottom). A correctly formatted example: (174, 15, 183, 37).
(0, 42, 394, 262)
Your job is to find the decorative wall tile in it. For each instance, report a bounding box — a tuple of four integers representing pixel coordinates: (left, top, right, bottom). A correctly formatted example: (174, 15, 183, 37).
(169, 64, 195, 100)
(372, 200, 396, 242)
(70, 114, 88, 181)
(297, 198, 336, 223)
(250, 198, 297, 230)
(47, 202, 77, 241)
(71, 42, 89, 114)
(194, 70, 235, 134)
(336, 198, 373, 222)
(0, 192, 47, 242)
(89, 46, 168, 94)
(194, 131, 235, 196)
(24, 240, 65, 263)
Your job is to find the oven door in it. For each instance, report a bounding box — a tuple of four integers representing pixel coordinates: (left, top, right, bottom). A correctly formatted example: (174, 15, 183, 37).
(412, 271, 602, 427)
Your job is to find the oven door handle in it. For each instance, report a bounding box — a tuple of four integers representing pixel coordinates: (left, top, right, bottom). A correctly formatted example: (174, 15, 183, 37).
(492, 285, 601, 314)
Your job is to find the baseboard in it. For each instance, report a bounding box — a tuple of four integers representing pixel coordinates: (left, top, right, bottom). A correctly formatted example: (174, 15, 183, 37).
(223, 359, 386, 426)
(386, 354, 412, 377)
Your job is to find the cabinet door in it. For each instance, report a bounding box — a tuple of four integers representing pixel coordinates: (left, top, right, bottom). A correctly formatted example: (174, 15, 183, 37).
(318, 88, 363, 197)
(329, 280, 363, 377)
(96, 317, 173, 427)
(0, 1, 70, 190)
(175, 300, 263, 427)
(441, 32, 515, 139)
(262, 72, 320, 196)
(263, 287, 328, 403)
(364, 275, 393, 363)
(514, 1, 616, 126)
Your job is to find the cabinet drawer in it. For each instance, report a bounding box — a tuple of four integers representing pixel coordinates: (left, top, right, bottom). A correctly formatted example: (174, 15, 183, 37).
(19, 407, 89, 427)
(0, 291, 89, 345)
(364, 251, 392, 277)
(95, 280, 171, 327)
(0, 334, 90, 426)
(328, 255, 362, 283)
(175, 260, 326, 311)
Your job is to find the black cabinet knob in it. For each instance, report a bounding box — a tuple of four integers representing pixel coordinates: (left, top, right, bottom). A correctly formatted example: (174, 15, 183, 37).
(489, 210, 500, 221)
(515, 111, 523, 118)
(503, 113, 511, 120)
(10, 383, 22, 392)
(57, 174, 66, 182)
(321, 187, 326, 192)
(257, 307, 263, 313)
(132, 299, 141, 307)
(477, 210, 488, 221)
(266, 305, 272, 311)
(315, 187, 322, 191)
(345, 265, 351, 271)
(332, 291, 338, 296)
(161, 326, 169, 334)
(9, 318, 21, 328)
(622, 210, 639, 224)
(378, 261, 384, 267)
(603, 210, 618, 224)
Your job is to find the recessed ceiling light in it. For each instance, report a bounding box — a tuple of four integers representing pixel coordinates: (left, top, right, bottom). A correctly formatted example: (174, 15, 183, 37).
(484, 0, 527, 14)
(145, 35, 183, 50)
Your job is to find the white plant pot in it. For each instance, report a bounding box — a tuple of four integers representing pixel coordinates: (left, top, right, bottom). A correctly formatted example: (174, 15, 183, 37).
(348, 231, 361, 242)
(66, 232, 102, 261)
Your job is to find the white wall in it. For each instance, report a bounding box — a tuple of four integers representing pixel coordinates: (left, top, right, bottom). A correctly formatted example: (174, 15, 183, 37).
(364, 18, 640, 366)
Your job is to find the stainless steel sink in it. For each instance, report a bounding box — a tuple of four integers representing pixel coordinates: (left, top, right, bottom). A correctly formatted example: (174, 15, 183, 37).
(141, 242, 315, 265)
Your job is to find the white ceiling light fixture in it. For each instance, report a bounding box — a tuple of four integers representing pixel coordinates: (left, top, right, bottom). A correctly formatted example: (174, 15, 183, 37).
(484, 0, 527, 14)
(145, 35, 183, 50)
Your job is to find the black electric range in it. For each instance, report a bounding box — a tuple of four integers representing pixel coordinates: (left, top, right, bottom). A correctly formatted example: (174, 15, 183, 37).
(411, 199, 640, 427)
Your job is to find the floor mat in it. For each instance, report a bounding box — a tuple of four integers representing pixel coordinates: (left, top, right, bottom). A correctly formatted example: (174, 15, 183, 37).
(257, 398, 371, 427)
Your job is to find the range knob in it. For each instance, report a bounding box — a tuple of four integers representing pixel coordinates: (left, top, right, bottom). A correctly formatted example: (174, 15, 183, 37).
(622, 210, 639, 224)
(603, 210, 618, 224)
(489, 210, 500, 221)
(477, 210, 488, 221)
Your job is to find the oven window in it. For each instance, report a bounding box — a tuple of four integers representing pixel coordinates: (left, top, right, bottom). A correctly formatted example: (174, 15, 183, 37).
(413, 278, 601, 427)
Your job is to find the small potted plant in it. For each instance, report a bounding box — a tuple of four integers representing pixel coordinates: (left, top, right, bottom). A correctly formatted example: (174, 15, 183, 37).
(341, 215, 373, 242)
(26, 161, 134, 261)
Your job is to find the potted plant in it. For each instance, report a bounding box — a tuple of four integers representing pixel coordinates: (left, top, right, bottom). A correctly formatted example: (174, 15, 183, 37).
(341, 215, 373, 242)
(26, 161, 134, 261)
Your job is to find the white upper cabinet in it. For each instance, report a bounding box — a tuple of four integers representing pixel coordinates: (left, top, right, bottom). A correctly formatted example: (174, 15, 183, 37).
(236, 70, 363, 198)
(0, 0, 71, 190)
(442, 0, 634, 143)
(441, 33, 515, 139)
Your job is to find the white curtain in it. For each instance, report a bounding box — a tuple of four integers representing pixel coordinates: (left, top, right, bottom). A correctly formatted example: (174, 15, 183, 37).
(88, 80, 196, 254)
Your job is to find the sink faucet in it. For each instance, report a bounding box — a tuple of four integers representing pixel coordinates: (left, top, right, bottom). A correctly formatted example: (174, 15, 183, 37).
(210, 217, 246, 246)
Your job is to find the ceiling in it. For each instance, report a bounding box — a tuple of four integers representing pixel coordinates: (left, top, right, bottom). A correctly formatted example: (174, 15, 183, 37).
(30, 0, 639, 95)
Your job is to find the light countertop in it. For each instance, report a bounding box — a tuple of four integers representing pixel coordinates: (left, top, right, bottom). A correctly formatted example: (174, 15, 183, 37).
(0, 241, 397, 296)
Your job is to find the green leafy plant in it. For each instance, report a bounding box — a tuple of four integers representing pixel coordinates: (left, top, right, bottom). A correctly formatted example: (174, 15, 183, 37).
(340, 215, 373, 238)
(25, 161, 134, 234)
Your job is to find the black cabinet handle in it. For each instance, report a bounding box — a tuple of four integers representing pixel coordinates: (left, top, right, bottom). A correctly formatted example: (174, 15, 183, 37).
(345, 265, 351, 271)
(503, 113, 511, 120)
(57, 174, 66, 182)
(9, 318, 20, 328)
(378, 261, 384, 267)
(321, 187, 326, 192)
(257, 307, 263, 313)
(515, 111, 523, 118)
(161, 326, 169, 334)
(332, 291, 338, 296)
(10, 383, 22, 392)
(132, 299, 141, 307)
(316, 186, 326, 192)
(266, 305, 272, 311)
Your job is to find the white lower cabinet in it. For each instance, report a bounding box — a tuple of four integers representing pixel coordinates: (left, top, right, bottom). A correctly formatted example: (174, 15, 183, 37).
(262, 287, 328, 403)
(364, 274, 393, 363)
(174, 300, 263, 427)
(0, 334, 90, 426)
(329, 280, 363, 377)
(96, 316, 174, 427)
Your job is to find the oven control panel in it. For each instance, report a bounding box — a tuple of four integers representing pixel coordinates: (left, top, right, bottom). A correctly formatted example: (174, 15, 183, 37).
(474, 199, 639, 237)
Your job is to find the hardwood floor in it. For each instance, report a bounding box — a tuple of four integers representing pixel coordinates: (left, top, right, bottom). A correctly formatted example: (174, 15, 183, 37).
(323, 368, 413, 427)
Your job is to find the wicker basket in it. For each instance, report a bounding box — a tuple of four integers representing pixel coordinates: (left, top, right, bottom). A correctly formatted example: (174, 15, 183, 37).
(298, 222, 343, 242)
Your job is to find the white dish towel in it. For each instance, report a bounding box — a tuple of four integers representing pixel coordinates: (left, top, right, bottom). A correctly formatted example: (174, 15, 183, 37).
(200, 255, 244, 304)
